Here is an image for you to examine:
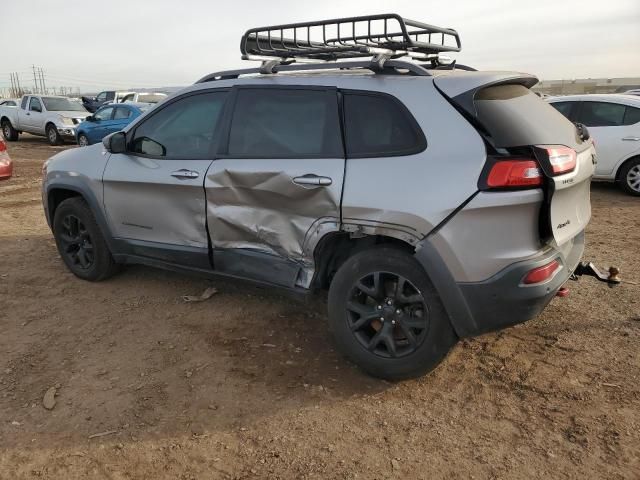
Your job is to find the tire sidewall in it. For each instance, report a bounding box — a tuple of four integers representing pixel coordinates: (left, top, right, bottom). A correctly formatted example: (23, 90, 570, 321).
(46, 124, 61, 145)
(620, 158, 640, 196)
(53, 198, 114, 281)
(328, 247, 457, 380)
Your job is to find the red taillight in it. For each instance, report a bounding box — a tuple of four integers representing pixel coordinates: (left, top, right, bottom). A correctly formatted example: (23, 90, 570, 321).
(0, 140, 6, 153)
(486, 159, 543, 188)
(545, 146, 576, 175)
(522, 260, 560, 285)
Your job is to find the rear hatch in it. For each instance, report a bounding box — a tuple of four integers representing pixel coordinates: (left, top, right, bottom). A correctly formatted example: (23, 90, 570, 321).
(434, 72, 595, 246)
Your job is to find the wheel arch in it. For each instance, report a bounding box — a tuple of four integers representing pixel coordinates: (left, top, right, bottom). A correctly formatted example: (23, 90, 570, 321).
(615, 154, 640, 182)
(311, 231, 415, 290)
(46, 183, 115, 250)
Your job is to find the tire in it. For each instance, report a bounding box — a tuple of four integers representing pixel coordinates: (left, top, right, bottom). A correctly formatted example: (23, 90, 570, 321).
(618, 157, 640, 196)
(46, 123, 62, 146)
(78, 133, 89, 147)
(53, 197, 119, 281)
(328, 246, 457, 380)
(1, 120, 19, 141)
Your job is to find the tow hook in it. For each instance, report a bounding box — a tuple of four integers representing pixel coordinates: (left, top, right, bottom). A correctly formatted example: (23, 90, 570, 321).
(570, 262, 621, 288)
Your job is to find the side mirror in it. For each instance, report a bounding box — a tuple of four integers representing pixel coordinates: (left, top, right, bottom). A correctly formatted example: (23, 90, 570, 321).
(102, 131, 126, 154)
(86, 115, 95, 122)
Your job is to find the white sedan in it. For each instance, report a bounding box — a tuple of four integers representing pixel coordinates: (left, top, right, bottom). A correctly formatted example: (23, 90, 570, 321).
(547, 94, 640, 196)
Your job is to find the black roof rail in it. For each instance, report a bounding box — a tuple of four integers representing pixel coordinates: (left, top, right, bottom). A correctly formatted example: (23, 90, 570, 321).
(195, 59, 432, 84)
(240, 14, 461, 61)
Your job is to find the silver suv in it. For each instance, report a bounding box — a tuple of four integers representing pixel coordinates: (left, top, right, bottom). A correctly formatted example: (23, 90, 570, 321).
(42, 15, 596, 380)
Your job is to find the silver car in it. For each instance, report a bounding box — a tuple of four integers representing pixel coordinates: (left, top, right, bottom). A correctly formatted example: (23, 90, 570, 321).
(41, 15, 598, 379)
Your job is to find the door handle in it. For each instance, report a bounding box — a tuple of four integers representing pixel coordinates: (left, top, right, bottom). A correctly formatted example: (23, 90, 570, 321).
(292, 174, 332, 186)
(171, 169, 199, 180)
(622, 136, 640, 141)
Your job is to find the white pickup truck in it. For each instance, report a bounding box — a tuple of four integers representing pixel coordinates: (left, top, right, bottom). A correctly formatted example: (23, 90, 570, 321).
(0, 95, 89, 145)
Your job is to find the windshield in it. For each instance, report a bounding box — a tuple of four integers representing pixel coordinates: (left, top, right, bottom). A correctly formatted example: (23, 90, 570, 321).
(137, 94, 166, 103)
(41, 97, 87, 112)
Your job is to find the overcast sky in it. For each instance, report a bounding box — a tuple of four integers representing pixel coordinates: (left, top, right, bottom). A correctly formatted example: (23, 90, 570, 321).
(1, 0, 639, 92)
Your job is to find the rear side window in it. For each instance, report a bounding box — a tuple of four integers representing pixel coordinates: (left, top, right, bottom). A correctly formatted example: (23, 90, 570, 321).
(227, 88, 342, 158)
(474, 85, 582, 149)
(20, 97, 28, 109)
(623, 106, 640, 125)
(114, 107, 131, 120)
(578, 102, 626, 127)
(343, 92, 425, 157)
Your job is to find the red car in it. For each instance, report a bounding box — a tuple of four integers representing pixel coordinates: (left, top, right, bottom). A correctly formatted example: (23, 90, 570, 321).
(0, 138, 12, 180)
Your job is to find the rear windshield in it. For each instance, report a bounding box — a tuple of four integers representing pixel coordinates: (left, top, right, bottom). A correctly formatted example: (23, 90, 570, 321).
(474, 85, 583, 149)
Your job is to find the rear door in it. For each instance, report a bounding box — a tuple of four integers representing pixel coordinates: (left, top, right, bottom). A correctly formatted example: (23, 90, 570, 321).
(102, 89, 229, 268)
(204, 85, 344, 287)
(435, 75, 594, 247)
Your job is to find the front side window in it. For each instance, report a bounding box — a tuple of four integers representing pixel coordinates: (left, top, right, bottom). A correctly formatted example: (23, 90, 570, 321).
(578, 101, 626, 127)
(130, 91, 227, 159)
(227, 88, 342, 157)
(623, 106, 640, 125)
(113, 107, 131, 120)
(96, 92, 107, 102)
(94, 107, 114, 121)
(343, 92, 426, 157)
(29, 97, 42, 112)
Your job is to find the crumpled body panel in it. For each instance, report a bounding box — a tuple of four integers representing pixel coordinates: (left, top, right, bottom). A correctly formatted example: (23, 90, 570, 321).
(205, 158, 344, 264)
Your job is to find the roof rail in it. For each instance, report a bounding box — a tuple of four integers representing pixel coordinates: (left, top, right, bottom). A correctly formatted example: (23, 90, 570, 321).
(195, 59, 432, 84)
(240, 14, 461, 62)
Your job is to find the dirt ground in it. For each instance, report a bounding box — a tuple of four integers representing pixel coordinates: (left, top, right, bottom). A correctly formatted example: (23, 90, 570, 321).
(0, 135, 638, 480)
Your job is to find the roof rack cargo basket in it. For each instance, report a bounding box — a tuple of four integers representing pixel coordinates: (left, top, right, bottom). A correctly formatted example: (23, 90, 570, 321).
(240, 14, 461, 61)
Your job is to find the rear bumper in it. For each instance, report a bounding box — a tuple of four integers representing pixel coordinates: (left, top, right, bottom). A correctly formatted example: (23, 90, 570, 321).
(415, 231, 585, 338)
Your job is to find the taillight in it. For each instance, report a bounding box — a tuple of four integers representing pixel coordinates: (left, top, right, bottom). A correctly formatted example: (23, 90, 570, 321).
(545, 146, 576, 175)
(522, 260, 560, 285)
(486, 159, 543, 189)
(0, 140, 6, 153)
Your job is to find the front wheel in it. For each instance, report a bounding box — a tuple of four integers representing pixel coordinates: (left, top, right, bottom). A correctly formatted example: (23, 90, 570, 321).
(78, 133, 89, 147)
(53, 197, 119, 281)
(619, 157, 640, 196)
(46, 124, 62, 146)
(328, 247, 457, 380)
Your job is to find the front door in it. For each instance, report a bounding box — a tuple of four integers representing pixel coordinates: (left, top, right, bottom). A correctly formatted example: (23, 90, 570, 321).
(102, 90, 229, 268)
(205, 86, 345, 287)
(577, 101, 640, 176)
(21, 97, 45, 133)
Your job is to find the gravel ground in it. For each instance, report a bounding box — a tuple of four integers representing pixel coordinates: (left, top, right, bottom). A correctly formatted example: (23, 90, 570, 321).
(0, 135, 639, 479)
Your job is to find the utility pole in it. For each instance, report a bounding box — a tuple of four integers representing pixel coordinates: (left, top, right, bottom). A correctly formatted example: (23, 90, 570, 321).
(9, 73, 15, 97)
(32, 65, 39, 94)
(39, 67, 47, 94)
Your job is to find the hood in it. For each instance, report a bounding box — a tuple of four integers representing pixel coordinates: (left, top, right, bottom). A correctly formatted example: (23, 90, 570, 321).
(56, 110, 90, 119)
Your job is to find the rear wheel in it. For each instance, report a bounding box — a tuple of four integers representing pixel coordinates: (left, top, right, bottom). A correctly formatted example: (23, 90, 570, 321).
(46, 124, 62, 146)
(53, 198, 119, 281)
(2, 120, 19, 141)
(619, 157, 640, 196)
(328, 247, 457, 380)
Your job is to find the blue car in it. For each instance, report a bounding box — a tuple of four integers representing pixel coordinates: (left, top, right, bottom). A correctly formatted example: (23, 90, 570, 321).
(76, 103, 150, 146)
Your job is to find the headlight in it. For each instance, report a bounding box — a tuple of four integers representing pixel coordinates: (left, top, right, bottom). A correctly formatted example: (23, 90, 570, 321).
(61, 117, 74, 126)
(42, 159, 50, 176)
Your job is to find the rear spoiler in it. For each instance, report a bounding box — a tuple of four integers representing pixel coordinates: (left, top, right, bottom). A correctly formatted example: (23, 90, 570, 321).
(433, 71, 538, 118)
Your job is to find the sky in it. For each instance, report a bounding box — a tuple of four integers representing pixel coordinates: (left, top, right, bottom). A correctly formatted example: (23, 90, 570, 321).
(1, 0, 639, 93)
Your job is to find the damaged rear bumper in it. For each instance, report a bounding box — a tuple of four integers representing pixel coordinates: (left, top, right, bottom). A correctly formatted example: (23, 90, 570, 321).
(415, 231, 585, 338)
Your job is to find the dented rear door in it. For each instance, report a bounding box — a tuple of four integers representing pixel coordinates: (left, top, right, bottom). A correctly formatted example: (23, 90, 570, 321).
(204, 85, 344, 287)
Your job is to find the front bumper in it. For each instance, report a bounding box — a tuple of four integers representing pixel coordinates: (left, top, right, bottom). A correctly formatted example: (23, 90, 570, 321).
(55, 126, 77, 138)
(415, 231, 585, 338)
